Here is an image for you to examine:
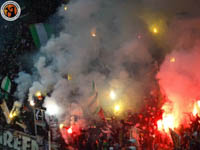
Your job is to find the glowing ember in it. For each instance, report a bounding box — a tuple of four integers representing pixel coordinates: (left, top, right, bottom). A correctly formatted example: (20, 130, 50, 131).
(67, 127, 73, 134)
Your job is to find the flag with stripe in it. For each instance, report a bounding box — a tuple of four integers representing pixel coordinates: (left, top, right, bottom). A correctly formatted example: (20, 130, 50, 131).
(1, 76, 11, 94)
(29, 23, 53, 48)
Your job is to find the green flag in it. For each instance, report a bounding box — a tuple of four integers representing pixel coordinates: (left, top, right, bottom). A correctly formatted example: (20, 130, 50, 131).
(29, 23, 53, 48)
(1, 76, 11, 94)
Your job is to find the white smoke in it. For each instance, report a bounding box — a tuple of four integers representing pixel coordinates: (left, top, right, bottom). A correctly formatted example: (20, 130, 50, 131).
(15, 0, 164, 121)
(14, 72, 32, 101)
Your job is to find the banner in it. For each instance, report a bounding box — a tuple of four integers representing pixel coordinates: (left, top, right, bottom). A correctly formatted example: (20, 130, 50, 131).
(0, 130, 39, 150)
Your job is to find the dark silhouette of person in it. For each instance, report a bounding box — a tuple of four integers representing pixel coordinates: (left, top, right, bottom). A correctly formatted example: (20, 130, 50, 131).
(5, 6, 16, 17)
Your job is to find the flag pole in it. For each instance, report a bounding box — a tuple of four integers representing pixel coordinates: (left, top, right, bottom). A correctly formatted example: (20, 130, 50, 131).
(48, 130, 51, 150)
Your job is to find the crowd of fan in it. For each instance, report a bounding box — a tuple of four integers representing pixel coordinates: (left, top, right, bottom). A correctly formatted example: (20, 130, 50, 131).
(62, 92, 200, 150)
(1, 1, 200, 149)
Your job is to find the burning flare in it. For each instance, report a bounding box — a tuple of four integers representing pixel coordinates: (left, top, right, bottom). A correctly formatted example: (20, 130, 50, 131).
(67, 127, 73, 134)
(157, 114, 175, 132)
(91, 28, 97, 37)
(170, 57, 176, 63)
(110, 90, 116, 100)
(157, 102, 179, 133)
(192, 100, 200, 116)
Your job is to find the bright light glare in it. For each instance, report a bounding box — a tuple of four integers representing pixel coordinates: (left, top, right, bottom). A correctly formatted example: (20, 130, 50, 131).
(67, 127, 72, 134)
(91, 32, 96, 37)
(170, 57, 176, 63)
(64, 6, 68, 11)
(110, 90, 116, 100)
(91, 28, 97, 37)
(157, 114, 175, 132)
(152, 27, 159, 34)
(157, 120, 162, 131)
(114, 105, 120, 112)
(59, 123, 64, 129)
(197, 100, 200, 108)
(9, 113, 13, 119)
(35, 91, 42, 97)
(30, 100, 35, 106)
(46, 102, 59, 116)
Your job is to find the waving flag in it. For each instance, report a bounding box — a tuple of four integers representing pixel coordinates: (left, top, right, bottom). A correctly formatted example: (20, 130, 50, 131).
(1, 76, 11, 94)
(29, 23, 53, 48)
(86, 81, 100, 115)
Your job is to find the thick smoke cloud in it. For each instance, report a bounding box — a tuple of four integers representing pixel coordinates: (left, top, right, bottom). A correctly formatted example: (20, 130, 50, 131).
(14, 0, 157, 121)
(14, 72, 32, 101)
(14, 0, 200, 124)
(157, 18, 200, 125)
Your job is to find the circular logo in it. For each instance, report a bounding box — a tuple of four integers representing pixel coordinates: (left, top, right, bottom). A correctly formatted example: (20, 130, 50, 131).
(1, 1, 21, 21)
